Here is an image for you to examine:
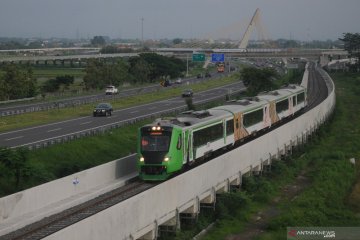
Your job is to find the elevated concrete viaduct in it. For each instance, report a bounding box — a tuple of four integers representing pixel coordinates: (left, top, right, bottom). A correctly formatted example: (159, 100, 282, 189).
(0, 65, 335, 240)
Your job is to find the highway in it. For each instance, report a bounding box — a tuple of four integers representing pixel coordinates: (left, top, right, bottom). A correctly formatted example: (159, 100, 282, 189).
(0, 72, 226, 117)
(0, 81, 245, 148)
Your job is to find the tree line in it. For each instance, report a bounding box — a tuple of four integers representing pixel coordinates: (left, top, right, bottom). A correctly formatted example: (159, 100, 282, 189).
(0, 53, 186, 101)
(83, 53, 186, 90)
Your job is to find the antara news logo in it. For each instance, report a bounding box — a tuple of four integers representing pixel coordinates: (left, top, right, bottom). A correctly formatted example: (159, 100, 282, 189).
(287, 228, 336, 239)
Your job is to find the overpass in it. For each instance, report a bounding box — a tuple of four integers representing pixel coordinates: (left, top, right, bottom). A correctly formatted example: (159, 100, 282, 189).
(0, 48, 347, 66)
(0, 64, 335, 239)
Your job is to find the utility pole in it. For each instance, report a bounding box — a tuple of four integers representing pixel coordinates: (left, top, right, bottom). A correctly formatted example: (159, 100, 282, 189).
(186, 54, 189, 77)
(141, 17, 144, 48)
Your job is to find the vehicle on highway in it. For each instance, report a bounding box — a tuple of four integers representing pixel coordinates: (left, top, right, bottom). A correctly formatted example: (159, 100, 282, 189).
(105, 85, 118, 95)
(181, 89, 193, 98)
(137, 85, 307, 181)
(93, 103, 113, 117)
(205, 72, 211, 77)
(175, 78, 182, 84)
(160, 79, 172, 87)
(196, 74, 203, 78)
(217, 63, 225, 73)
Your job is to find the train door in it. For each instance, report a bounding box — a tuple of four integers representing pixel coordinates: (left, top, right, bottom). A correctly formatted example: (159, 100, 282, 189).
(263, 104, 271, 128)
(234, 112, 249, 142)
(269, 101, 279, 124)
(183, 129, 193, 164)
(289, 96, 294, 115)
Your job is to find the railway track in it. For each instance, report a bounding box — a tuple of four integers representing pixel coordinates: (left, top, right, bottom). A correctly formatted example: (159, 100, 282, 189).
(305, 65, 329, 111)
(0, 181, 156, 240)
(0, 63, 331, 240)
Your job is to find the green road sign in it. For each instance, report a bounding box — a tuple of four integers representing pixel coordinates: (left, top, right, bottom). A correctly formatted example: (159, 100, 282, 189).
(192, 53, 205, 62)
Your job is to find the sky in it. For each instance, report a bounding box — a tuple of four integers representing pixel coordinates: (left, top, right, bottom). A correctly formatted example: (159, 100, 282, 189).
(0, 0, 359, 41)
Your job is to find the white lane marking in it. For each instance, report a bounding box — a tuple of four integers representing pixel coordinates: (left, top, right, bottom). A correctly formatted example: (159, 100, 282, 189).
(80, 121, 92, 125)
(149, 107, 157, 110)
(47, 128, 62, 133)
(5, 136, 24, 141)
(130, 110, 138, 114)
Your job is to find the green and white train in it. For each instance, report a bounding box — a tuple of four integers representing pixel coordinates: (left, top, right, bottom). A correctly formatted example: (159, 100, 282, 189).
(137, 85, 307, 181)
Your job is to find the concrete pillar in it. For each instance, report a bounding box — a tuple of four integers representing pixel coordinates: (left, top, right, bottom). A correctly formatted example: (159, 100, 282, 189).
(252, 161, 262, 175)
(200, 187, 216, 209)
(159, 209, 180, 236)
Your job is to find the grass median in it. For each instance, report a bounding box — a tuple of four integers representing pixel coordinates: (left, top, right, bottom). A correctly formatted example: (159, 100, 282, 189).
(0, 74, 239, 133)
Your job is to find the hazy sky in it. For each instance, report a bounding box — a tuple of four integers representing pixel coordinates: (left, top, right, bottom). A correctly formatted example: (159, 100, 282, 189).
(0, 0, 359, 41)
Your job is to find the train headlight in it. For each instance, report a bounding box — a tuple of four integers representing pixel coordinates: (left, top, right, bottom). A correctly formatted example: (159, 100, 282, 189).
(140, 157, 144, 162)
(164, 157, 170, 162)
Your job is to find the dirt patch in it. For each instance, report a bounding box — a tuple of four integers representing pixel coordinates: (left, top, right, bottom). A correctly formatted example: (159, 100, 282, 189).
(226, 171, 311, 240)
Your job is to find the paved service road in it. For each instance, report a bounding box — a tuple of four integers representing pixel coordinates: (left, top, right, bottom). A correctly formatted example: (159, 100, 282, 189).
(0, 82, 245, 148)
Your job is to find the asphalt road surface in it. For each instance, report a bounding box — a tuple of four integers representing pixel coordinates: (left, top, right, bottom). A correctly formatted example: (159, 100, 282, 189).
(0, 82, 245, 148)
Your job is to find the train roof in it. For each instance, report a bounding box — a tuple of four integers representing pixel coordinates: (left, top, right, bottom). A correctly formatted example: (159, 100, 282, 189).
(213, 97, 268, 113)
(146, 85, 306, 129)
(257, 85, 305, 102)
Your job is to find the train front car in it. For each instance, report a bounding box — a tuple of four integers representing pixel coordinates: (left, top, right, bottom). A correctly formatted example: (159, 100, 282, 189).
(137, 122, 183, 181)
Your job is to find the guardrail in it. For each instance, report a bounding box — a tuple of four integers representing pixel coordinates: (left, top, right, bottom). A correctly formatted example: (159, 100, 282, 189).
(18, 89, 244, 150)
(0, 76, 229, 117)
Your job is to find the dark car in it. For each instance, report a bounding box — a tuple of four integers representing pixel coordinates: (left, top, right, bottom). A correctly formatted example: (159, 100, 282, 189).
(182, 89, 193, 98)
(93, 103, 113, 117)
(196, 74, 203, 78)
(205, 72, 211, 77)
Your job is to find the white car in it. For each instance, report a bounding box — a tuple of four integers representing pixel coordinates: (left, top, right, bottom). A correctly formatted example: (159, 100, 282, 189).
(105, 85, 118, 95)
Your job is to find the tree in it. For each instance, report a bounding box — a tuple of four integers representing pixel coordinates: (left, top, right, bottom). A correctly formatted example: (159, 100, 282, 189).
(83, 59, 129, 89)
(173, 38, 183, 45)
(139, 53, 186, 81)
(41, 75, 74, 94)
(0, 64, 37, 100)
(129, 57, 152, 83)
(0, 147, 29, 188)
(240, 67, 278, 96)
(339, 33, 360, 71)
(91, 36, 106, 46)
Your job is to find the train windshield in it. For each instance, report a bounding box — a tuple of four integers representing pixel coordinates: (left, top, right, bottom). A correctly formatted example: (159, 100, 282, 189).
(141, 129, 172, 152)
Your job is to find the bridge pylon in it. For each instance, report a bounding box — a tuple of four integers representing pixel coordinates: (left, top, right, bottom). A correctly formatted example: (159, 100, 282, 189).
(238, 8, 268, 49)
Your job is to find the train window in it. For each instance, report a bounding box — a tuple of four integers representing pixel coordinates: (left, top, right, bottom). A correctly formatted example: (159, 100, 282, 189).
(276, 99, 289, 114)
(141, 136, 170, 151)
(176, 134, 182, 150)
(226, 119, 234, 135)
(243, 109, 263, 128)
(293, 96, 297, 106)
(297, 92, 305, 104)
(193, 123, 223, 148)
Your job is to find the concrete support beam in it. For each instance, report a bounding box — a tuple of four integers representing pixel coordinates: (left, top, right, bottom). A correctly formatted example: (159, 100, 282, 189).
(215, 180, 229, 194)
(132, 221, 158, 240)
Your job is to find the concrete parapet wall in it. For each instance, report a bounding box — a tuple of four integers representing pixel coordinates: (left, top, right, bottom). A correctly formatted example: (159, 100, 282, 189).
(0, 155, 137, 235)
(45, 71, 336, 240)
